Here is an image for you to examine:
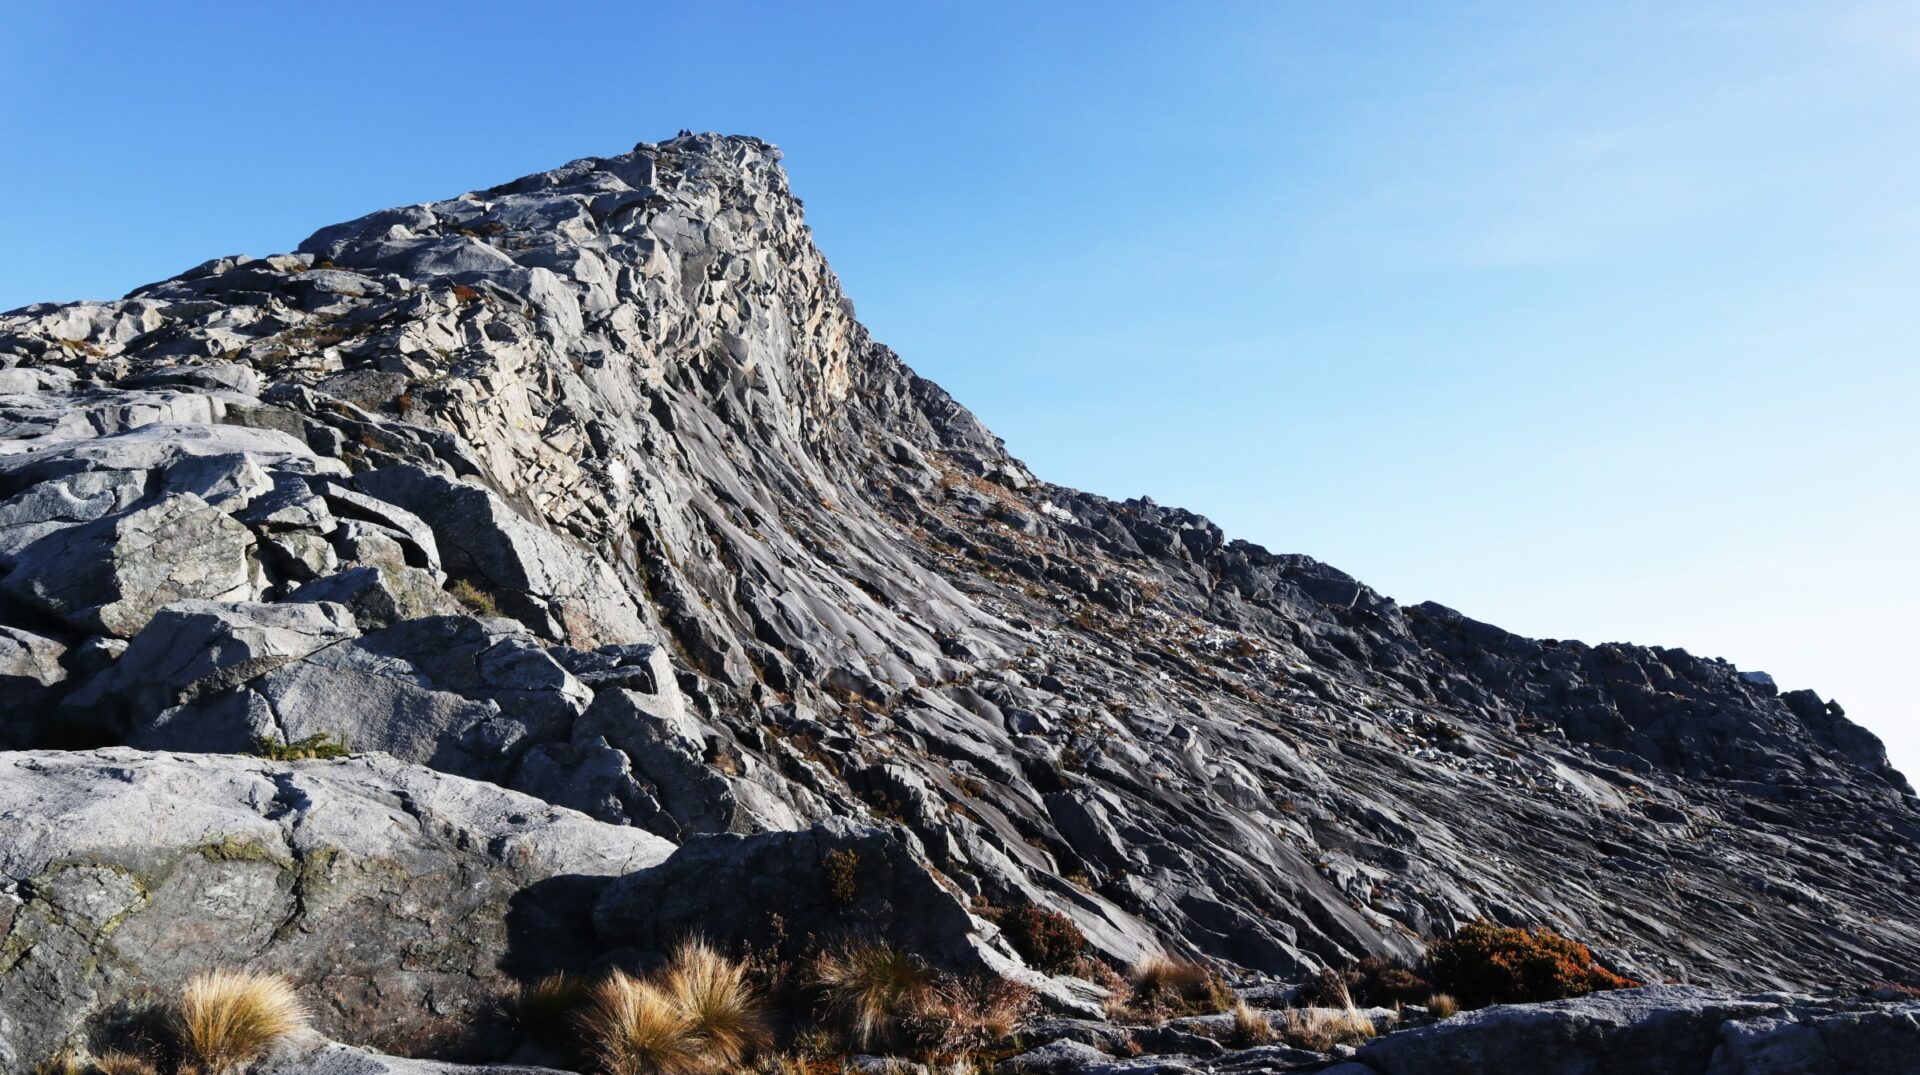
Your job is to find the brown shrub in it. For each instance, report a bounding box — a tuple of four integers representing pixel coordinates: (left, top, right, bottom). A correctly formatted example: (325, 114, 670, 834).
(822, 848, 861, 907)
(1423, 921, 1638, 1009)
(998, 903, 1085, 974)
(902, 974, 1037, 1058)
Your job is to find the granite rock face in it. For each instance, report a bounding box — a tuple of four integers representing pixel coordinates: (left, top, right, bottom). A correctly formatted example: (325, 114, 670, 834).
(0, 749, 672, 1068)
(1, 132, 1917, 1069)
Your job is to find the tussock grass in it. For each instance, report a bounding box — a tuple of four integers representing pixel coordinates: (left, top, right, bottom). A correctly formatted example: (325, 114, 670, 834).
(175, 970, 309, 1074)
(580, 969, 698, 1074)
(1229, 999, 1275, 1046)
(1426, 992, 1459, 1019)
(1279, 984, 1379, 1052)
(663, 940, 768, 1067)
(32, 1051, 88, 1075)
(91, 1053, 161, 1075)
(515, 972, 592, 1044)
(578, 944, 770, 1073)
(812, 941, 930, 1049)
(1126, 954, 1234, 1017)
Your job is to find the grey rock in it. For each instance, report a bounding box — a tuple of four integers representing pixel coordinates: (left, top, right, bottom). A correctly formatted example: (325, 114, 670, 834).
(0, 625, 66, 747)
(998, 1039, 1113, 1073)
(70, 599, 355, 741)
(1355, 985, 1782, 1075)
(257, 1034, 575, 1074)
(355, 465, 645, 647)
(0, 748, 671, 1067)
(1, 492, 262, 637)
(291, 563, 463, 627)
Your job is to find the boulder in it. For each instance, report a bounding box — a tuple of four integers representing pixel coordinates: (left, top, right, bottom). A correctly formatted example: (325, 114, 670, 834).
(1, 492, 262, 637)
(291, 564, 464, 627)
(0, 748, 673, 1067)
(134, 615, 589, 783)
(1355, 985, 1784, 1075)
(592, 817, 1099, 1014)
(354, 465, 646, 647)
(65, 600, 358, 739)
(1706, 1003, 1920, 1074)
(0, 625, 66, 747)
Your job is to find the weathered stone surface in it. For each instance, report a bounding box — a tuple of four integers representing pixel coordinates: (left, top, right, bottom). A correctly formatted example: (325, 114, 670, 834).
(1356, 985, 1782, 1075)
(291, 563, 463, 627)
(257, 1034, 576, 1074)
(355, 464, 644, 647)
(0, 625, 66, 747)
(0, 748, 673, 1068)
(65, 599, 357, 738)
(1, 492, 261, 636)
(0, 132, 1916, 1071)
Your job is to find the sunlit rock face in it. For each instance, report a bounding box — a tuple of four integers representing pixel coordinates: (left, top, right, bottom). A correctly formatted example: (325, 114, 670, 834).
(2, 133, 1917, 1068)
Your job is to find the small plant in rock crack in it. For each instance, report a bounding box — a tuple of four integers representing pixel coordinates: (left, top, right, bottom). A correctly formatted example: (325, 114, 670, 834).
(252, 732, 351, 761)
(822, 848, 861, 907)
(448, 577, 499, 615)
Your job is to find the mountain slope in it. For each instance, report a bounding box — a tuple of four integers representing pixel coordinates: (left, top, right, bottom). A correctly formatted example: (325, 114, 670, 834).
(2, 132, 1914, 1001)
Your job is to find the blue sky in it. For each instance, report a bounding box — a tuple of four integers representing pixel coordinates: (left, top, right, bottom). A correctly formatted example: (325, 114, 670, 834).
(5, 2, 1916, 780)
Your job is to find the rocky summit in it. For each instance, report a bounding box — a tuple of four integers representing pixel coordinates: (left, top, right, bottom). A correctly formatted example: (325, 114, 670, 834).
(1, 133, 1915, 1074)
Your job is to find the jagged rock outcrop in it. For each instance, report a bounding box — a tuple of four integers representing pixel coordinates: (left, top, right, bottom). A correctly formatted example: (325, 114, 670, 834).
(2, 132, 1917, 1068)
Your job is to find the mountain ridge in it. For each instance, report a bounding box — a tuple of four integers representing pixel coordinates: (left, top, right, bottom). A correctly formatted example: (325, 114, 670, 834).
(2, 133, 1916, 1066)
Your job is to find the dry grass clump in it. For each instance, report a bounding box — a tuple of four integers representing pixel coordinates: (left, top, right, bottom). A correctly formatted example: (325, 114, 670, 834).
(514, 972, 593, 1046)
(1278, 986, 1379, 1052)
(579, 943, 770, 1074)
(902, 975, 1036, 1057)
(1229, 999, 1275, 1047)
(663, 940, 769, 1067)
(175, 969, 309, 1074)
(1426, 992, 1459, 1019)
(32, 1051, 89, 1075)
(580, 969, 698, 1074)
(33, 1048, 162, 1075)
(812, 941, 930, 1049)
(92, 1054, 160, 1075)
(1124, 955, 1234, 1019)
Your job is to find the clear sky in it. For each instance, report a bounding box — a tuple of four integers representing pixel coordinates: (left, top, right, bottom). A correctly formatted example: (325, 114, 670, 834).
(5, 2, 1916, 781)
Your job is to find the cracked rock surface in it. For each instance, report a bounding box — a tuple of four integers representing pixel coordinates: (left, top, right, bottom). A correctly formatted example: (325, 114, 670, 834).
(1, 131, 1916, 1070)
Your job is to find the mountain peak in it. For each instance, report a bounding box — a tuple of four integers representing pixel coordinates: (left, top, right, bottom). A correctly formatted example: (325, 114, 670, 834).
(2, 135, 1916, 1066)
